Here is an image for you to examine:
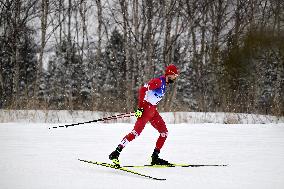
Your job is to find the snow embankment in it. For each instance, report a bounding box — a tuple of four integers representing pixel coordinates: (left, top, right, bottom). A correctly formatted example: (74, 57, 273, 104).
(0, 110, 283, 124)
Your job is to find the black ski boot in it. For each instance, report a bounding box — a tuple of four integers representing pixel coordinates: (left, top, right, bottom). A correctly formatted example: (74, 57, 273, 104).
(151, 148, 173, 166)
(109, 145, 123, 167)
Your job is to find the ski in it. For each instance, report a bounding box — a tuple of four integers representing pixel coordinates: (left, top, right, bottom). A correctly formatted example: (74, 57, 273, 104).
(123, 164, 228, 168)
(78, 159, 166, 181)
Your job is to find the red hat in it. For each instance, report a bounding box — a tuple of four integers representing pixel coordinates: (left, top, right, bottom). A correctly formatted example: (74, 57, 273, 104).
(165, 64, 179, 76)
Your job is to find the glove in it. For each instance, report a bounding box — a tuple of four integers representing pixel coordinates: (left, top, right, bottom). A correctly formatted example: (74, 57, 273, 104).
(135, 108, 144, 118)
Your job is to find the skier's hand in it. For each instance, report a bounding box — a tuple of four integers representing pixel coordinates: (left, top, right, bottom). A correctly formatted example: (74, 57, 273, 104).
(135, 108, 144, 118)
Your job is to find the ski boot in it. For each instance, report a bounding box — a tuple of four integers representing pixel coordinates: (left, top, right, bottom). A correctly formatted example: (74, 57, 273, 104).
(151, 148, 173, 166)
(109, 145, 123, 167)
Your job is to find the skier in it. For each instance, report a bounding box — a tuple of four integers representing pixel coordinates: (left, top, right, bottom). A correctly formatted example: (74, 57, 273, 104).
(109, 64, 179, 166)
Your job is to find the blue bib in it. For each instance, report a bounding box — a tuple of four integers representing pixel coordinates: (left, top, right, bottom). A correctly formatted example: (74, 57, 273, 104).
(144, 76, 166, 105)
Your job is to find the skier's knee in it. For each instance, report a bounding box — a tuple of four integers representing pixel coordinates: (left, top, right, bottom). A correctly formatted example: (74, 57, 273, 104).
(159, 131, 168, 138)
(131, 129, 140, 138)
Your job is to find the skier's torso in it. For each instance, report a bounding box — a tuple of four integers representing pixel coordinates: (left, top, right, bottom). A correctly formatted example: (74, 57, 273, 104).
(143, 76, 166, 105)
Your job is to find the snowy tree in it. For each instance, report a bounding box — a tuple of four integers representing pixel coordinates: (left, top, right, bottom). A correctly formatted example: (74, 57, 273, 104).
(98, 28, 127, 111)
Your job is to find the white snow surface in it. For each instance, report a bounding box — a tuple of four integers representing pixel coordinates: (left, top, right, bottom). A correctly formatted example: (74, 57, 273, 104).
(1, 122, 284, 189)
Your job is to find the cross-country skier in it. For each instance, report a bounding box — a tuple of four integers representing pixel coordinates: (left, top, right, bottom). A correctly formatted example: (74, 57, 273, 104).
(109, 64, 179, 166)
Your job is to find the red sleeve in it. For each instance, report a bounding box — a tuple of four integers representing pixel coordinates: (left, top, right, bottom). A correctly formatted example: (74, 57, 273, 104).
(138, 87, 147, 108)
(138, 78, 162, 108)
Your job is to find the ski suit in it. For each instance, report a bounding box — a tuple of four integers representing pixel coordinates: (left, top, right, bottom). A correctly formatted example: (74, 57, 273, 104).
(120, 76, 168, 151)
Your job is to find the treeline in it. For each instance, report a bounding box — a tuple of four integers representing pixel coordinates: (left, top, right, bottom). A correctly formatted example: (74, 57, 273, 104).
(0, 0, 283, 115)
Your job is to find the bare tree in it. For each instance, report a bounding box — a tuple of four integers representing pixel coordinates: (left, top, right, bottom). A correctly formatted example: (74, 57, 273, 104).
(144, 0, 154, 80)
(95, 0, 103, 60)
(36, 0, 49, 100)
(119, 0, 133, 111)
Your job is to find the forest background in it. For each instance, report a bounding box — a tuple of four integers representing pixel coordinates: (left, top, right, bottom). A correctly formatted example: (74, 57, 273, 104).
(0, 0, 283, 116)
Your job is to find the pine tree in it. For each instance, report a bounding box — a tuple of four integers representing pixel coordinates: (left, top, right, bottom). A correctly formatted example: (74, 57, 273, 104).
(98, 29, 126, 111)
(0, 25, 37, 108)
(47, 40, 85, 110)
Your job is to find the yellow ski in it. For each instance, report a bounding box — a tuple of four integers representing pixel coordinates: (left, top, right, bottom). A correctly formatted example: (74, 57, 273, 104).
(78, 159, 166, 181)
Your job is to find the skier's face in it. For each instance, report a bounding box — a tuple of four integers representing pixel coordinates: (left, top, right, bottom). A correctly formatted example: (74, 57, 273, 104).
(166, 74, 178, 84)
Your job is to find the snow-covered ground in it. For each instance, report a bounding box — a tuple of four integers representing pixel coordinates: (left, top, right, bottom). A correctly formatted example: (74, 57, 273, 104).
(1, 122, 284, 189)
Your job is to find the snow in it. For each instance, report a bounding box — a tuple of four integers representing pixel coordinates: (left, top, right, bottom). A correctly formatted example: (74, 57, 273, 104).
(1, 122, 284, 189)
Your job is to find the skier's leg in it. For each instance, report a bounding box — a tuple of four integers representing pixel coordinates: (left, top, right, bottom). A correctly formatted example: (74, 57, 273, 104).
(109, 118, 147, 166)
(119, 104, 157, 148)
(149, 111, 171, 165)
(119, 118, 147, 148)
(150, 111, 168, 151)
(109, 104, 156, 165)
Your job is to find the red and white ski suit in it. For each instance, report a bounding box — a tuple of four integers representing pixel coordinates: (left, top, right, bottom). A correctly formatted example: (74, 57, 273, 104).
(120, 76, 168, 151)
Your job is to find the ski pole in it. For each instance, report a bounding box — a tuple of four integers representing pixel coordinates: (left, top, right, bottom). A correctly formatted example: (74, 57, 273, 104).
(49, 112, 135, 129)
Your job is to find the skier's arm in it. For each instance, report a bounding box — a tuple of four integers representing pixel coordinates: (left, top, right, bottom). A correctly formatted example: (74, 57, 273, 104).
(138, 78, 162, 108)
(138, 87, 147, 108)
